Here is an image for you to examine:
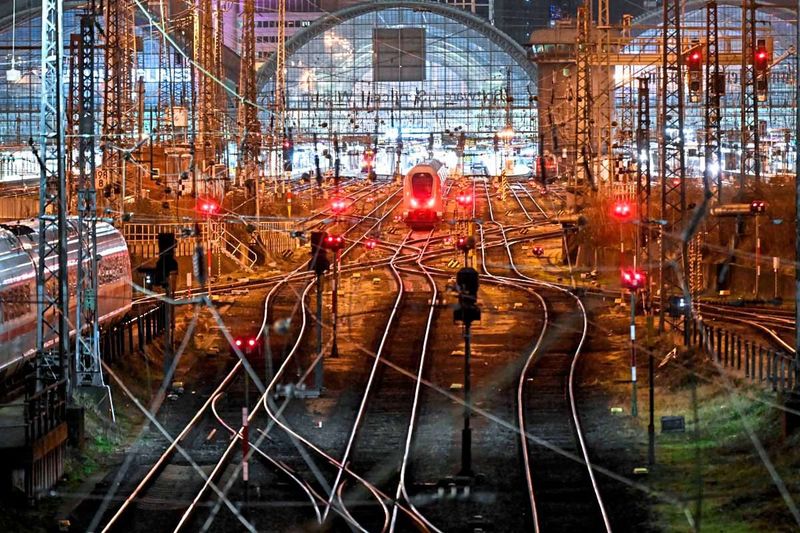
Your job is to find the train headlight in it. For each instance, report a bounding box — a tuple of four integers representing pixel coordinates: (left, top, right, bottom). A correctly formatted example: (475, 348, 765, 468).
(410, 198, 419, 208)
(426, 198, 435, 208)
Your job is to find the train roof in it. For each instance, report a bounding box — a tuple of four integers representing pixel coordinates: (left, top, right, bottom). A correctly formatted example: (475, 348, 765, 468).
(410, 159, 445, 173)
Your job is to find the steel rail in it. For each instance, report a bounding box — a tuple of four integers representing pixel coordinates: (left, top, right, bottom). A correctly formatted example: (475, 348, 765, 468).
(322, 232, 411, 528)
(392, 230, 444, 533)
(179, 191, 405, 531)
(481, 181, 612, 532)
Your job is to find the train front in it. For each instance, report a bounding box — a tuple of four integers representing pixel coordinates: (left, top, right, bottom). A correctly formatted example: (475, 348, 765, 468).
(403, 165, 443, 229)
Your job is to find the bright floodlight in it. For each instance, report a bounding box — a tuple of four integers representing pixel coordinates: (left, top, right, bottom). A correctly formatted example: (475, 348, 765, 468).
(498, 125, 514, 140)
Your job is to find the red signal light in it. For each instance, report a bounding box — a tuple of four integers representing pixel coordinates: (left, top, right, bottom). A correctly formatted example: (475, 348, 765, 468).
(324, 234, 345, 251)
(612, 201, 632, 219)
(621, 269, 645, 290)
(750, 200, 766, 214)
(199, 199, 220, 215)
(532, 245, 545, 257)
(365, 239, 377, 250)
(456, 235, 475, 251)
(331, 198, 348, 213)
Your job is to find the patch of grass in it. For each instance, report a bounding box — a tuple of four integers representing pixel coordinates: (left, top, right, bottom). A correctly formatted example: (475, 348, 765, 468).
(93, 434, 115, 455)
(643, 359, 800, 532)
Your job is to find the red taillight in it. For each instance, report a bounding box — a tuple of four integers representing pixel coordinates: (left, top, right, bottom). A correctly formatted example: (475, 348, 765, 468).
(235, 339, 242, 347)
(248, 338, 256, 347)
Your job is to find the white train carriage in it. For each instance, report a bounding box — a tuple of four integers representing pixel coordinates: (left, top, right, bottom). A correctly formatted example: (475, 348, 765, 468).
(402, 159, 448, 229)
(0, 219, 132, 381)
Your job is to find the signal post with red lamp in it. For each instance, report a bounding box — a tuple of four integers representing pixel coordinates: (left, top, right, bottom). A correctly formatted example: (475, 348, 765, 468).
(233, 335, 259, 501)
(308, 232, 331, 394)
(456, 235, 476, 268)
(324, 233, 345, 359)
(330, 197, 348, 215)
(611, 200, 634, 294)
(685, 43, 703, 102)
(754, 39, 771, 101)
(198, 198, 221, 296)
(621, 268, 646, 420)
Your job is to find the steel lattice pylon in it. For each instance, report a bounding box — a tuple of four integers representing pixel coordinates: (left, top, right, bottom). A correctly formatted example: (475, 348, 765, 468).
(659, 0, 689, 339)
(214, 0, 227, 164)
(156, 0, 175, 142)
(573, 4, 594, 192)
(636, 76, 653, 307)
(275, 0, 288, 190)
(705, 0, 723, 203)
(102, 0, 135, 209)
(618, 65, 635, 171)
(740, 0, 760, 188)
(238, 0, 261, 184)
(67, 33, 81, 211)
(72, 13, 104, 387)
(37, 0, 70, 388)
(596, 0, 615, 187)
(196, 0, 218, 179)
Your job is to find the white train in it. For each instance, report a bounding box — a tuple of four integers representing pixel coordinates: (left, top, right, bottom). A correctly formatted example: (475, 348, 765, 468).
(0, 219, 132, 381)
(402, 159, 449, 229)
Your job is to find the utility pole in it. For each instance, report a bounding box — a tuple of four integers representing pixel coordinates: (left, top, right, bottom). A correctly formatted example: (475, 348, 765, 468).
(740, 0, 761, 189)
(659, 0, 689, 343)
(573, 3, 594, 198)
(596, 0, 614, 190)
(704, 0, 724, 257)
(309, 231, 331, 392)
(275, 0, 288, 193)
(102, 0, 135, 217)
(156, 0, 174, 144)
(37, 0, 70, 393)
(196, 0, 218, 193)
(636, 77, 652, 306)
(454, 267, 481, 478)
(238, 0, 261, 201)
(75, 7, 106, 390)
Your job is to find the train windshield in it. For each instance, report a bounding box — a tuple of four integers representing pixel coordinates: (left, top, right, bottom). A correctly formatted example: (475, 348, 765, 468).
(411, 173, 434, 198)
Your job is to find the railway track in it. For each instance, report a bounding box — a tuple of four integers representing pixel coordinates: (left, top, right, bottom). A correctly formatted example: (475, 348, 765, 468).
(481, 181, 611, 532)
(699, 303, 795, 354)
(95, 184, 403, 532)
(95, 176, 617, 532)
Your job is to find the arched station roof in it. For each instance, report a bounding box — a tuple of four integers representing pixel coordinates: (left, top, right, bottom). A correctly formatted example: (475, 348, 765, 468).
(255, 0, 537, 89)
(253, 0, 539, 138)
(630, 0, 797, 31)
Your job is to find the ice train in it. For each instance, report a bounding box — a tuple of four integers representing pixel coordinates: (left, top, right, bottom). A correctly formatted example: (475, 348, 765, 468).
(402, 159, 448, 229)
(0, 219, 132, 381)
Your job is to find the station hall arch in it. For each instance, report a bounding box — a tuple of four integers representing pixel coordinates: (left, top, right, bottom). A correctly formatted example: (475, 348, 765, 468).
(255, 0, 539, 148)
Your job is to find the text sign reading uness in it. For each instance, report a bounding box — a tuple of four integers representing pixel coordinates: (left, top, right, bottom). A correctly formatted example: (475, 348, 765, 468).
(373, 28, 426, 82)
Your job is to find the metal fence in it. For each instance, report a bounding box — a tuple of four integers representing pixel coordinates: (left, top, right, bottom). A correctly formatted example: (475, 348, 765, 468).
(689, 318, 797, 392)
